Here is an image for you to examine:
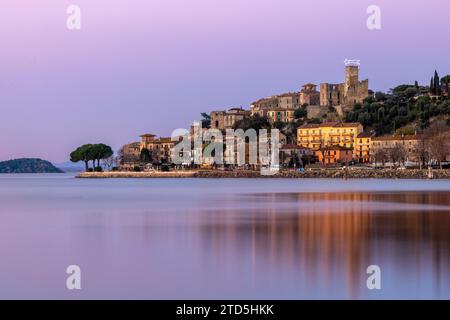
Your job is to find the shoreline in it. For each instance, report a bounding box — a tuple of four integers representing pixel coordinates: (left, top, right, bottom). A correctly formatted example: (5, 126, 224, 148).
(76, 169, 450, 179)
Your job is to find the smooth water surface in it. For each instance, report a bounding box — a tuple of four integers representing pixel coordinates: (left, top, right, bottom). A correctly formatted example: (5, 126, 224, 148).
(0, 174, 449, 299)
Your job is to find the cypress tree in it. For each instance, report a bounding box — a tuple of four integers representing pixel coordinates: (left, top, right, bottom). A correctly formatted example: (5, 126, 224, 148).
(430, 77, 434, 95)
(434, 70, 441, 95)
(446, 78, 450, 98)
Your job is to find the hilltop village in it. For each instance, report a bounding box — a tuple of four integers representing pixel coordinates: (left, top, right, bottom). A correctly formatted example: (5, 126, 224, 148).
(117, 62, 450, 172)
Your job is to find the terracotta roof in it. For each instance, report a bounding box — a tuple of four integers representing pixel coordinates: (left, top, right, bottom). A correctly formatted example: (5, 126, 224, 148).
(155, 137, 174, 143)
(281, 144, 311, 150)
(299, 122, 362, 129)
(268, 108, 294, 112)
(140, 133, 156, 137)
(251, 96, 278, 104)
(125, 142, 140, 147)
(333, 122, 362, 128)
(357, 132, 373, 138)
(278, 92, 300, 97)
(372, 135, 422, 141)
(319, 145, 353, 151)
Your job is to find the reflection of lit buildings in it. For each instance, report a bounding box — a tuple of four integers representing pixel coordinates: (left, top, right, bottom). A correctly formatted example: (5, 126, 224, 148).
(193, 191, 450, 299)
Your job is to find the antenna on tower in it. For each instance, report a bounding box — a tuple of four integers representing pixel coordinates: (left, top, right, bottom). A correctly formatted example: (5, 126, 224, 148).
(344, 59, 361, 67)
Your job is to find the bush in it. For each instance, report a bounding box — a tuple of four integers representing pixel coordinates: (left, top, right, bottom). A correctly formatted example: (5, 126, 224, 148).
(308, 118, 322, 124)
(94, 166, 103, 172)
(161, 164, 170, 172)
(133, 166, 141, 172)
(111, 167, 119, 172)
(294, 107, 307, 119)
(87, 168, 93, 172)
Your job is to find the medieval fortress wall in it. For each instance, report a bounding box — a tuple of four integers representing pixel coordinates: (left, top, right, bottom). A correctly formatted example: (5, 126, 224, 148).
(252, 61, 369, 118)
(320, 62, 369, 112)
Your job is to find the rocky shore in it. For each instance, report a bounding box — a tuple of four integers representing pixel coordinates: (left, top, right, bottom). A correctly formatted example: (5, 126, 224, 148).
(77, 169, 450, 179)
(77, 171, 197, 179)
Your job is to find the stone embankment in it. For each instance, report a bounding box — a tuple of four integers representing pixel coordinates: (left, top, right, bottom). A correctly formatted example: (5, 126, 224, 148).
(77, 169, 450, 179)
(77, 171, 198, 178)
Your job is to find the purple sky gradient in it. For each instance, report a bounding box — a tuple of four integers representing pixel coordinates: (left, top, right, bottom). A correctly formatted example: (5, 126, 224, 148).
(0, 0, 449, 162)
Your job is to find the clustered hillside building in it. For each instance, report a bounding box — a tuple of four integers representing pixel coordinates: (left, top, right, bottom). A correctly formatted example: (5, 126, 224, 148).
(210, 107, 250, 130)
(250, 92, 302, 123)
(250, 61, 369, 120)
(121, 130, 430, 168)
(266, 108, 295, 124)
(300, 83, 320, 106)
(120, 61, 440, 169)
(320, 61, 369, 111)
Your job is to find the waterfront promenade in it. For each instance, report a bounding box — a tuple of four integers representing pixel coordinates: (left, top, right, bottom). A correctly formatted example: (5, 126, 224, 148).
(77, 169, 450, 179)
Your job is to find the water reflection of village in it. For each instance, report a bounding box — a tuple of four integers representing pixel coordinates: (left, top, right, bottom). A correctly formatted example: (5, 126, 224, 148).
(193, 191, 450, 299)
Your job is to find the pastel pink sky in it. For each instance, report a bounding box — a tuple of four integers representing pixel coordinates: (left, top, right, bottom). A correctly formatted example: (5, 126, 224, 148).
(0, 0, 449, 162)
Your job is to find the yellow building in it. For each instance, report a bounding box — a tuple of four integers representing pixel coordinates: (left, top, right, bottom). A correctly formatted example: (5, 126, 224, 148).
(355, 132, 372, 163)
(297, 122, 364, 153)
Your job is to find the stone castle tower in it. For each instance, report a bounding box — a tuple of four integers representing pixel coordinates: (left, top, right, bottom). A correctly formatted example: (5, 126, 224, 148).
(320, 60, 369, 111)
(343, 61, 369, 110)
(344, 65, 359, 92)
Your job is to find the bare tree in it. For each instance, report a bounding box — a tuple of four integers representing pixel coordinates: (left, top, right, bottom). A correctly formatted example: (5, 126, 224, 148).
(102, 155, 116, 170)
(424, 120, 450, 169)
(117, 147, 125, 165)
(387, 143, 407, 168)
(417, 135, 430, 169)
(117, 146, 140, 168)
(372, 148, 387, 168)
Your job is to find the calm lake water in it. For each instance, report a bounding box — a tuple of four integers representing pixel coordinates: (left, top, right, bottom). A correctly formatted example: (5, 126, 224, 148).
(0, 174, 449, 299)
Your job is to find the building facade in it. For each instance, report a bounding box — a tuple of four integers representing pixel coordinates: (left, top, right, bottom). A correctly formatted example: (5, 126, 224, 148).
(250, 96, 279, 117)
(267, 109, 295, 124)
(250, 93, 300, 117)
(300, 83, 320, 106)
(371, 135, 422, 164)
(250, 62, 369, 118)
(140, 133, 176, 163)
(316, 146, 353, 165)
(320, 83, 344, 107)
(355, 132, 373, 163)
(297, 122, 364, 151)
(210, 107, 249, 130)
(280, 145, 313, 166)
(121, 142, 141, 167)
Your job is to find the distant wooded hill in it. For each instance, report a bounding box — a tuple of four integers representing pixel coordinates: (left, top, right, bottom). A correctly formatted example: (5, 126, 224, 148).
(0, 158, 64, 173)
